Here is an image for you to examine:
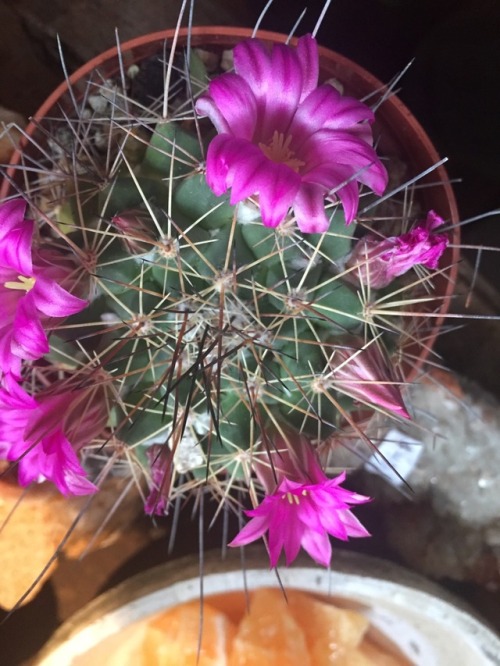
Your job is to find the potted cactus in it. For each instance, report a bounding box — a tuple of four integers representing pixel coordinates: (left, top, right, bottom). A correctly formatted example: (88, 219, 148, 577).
(0, 24, 459, 602)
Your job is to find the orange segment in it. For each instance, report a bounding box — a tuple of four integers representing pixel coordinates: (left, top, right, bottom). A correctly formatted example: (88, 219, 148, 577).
(286, 589, 370, 664)
(142, 599, 236, 665)
(228, 588, 311, 666)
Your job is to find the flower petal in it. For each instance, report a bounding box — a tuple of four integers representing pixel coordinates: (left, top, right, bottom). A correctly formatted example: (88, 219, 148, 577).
(290, 85, 374, 147)
(336, 509, 371, 538)
(302, 130, 388, 194)
(203, 73, 257, 139)
(282, 510, 304, 566)
(32, 275, 88, 318)
(226, 146, 272, 204)
(293, 182, 331, 233)
(229, 512, 270, 548)
(11, 294, 49, 361)
(204, 134, 235, 196)
(0, 329, 21, 378)
(335, 179, 360, 224)
(301, 527, 332, 567)
(0, 216, 34, 276)
(296, 35, 319, 100)
(259, 42, 304, 136)
(257, 162, 301, 228)
(234, 38, 305, 139)
(195, 98, 231, 135)
(233, 38, 272, 101)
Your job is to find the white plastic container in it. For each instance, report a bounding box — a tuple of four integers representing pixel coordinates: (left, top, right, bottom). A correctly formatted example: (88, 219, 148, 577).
(35, 549, 500, 665)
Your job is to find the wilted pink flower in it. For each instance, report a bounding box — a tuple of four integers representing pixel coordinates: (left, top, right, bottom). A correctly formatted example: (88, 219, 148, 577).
(0, 373, 110, 495)
(230, 431, 370, 567)
(196, 35, 387, 233)
(346, 210, 449, 288)
(144, 444, 173, 515)
(0, 200, 88, 378)
(253, 429, 328, 494)
(331, 341, 410, 418)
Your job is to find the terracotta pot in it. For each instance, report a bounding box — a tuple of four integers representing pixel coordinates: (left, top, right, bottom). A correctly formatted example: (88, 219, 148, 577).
(34, 548, 500, 665)
(0, 26, 459, 381)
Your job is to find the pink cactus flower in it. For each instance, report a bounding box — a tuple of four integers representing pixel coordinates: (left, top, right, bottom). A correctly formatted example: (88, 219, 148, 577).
(196, 35, 387, 233)
(0, 373, 109, 495)
(347, 210, 449, 288)
(0, 199, 88, 378)
(230, 431, 370, 567)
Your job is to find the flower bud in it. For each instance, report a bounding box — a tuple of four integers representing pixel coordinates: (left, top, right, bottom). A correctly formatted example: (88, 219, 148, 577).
(330, 340, 410, 418)
(111, 209, 156, 255)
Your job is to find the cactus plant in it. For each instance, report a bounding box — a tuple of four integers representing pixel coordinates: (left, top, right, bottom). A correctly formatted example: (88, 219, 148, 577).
(0, 26, 458, 571)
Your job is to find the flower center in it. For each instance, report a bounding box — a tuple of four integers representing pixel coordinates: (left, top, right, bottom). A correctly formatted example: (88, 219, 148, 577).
(4, 275, 36, 292)
(259, 131, 305, 172)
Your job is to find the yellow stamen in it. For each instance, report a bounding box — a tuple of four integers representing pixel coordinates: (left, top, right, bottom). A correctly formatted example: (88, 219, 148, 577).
(4, 275, 36, 292)
(283, 492, 301, 505)
(259, 131, 305, 172)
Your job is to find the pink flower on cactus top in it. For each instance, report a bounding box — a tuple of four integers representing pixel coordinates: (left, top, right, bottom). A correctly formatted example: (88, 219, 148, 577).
(230, 472, 369, 567)
(0, 200, 88, 378)
(230, 432, 370, 567)
(347, 210, 449, 288)
(196, 35, 387, 233)
(0, 374, 101, 496)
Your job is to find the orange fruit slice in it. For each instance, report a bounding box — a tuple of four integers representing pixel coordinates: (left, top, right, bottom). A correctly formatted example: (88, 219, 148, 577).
(286, 589, 370, 664)
(142, 599, 236, 665)
(228, 588, 311, 666)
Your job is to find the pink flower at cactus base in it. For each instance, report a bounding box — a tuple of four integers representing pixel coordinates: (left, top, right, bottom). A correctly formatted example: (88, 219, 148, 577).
(0, 199, 88, 378)
(196, 35, 387, 233)
(230, 432, 370, 567)
(0, 373, 108, 495)
(346, 210, 449, 288)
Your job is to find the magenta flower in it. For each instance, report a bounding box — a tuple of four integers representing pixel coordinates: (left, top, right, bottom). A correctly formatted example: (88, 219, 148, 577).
(230, 472, 369, 567)
(196, 35, 387, 233)
(230, 432, 369, 567)
(0, 199, 88, 378)
(331, 340, 410, 418)
(0, 373, 106, 495)
(347, 210, 449, 288)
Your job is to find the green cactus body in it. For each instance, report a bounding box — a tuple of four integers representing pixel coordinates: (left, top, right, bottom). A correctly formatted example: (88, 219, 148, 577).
(13, 39, 437, 510)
